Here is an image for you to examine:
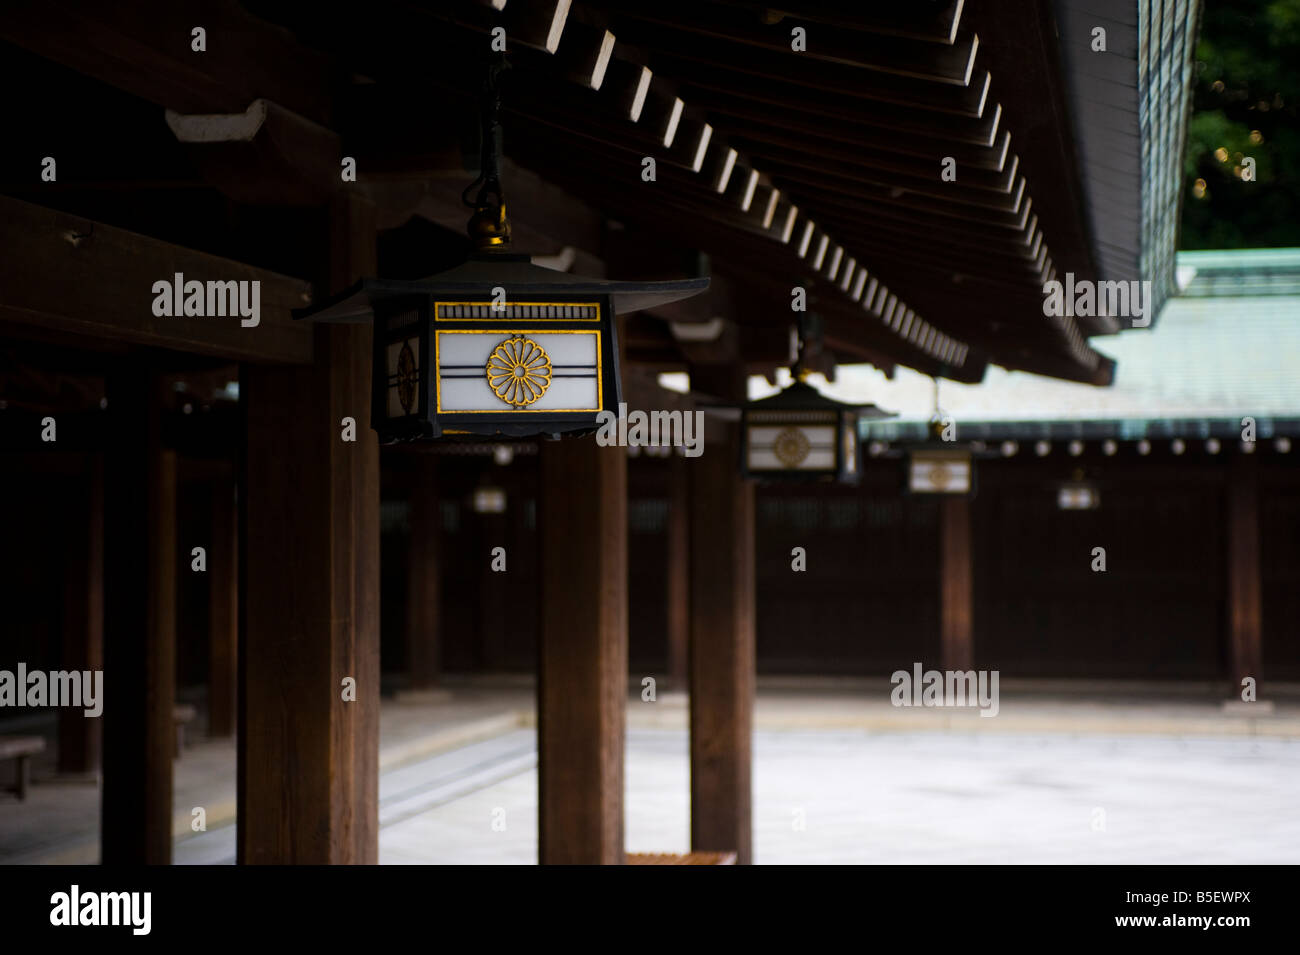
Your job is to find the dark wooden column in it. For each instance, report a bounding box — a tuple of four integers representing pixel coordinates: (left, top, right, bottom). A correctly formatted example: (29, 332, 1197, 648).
(208, 474, 238, 737)
(1227, 454, 1262, 694)
(405, 454, 441, 689)
(479, 504, 509, 670)
(238, 194, 380, 864)
(687, 421, 755, 864)
(665, 452, 689, 690)
(101, 368, 176, 864)
(59, 454, 103, 775)
(537, 435, 627, 865)
(939, 496, 974, 671)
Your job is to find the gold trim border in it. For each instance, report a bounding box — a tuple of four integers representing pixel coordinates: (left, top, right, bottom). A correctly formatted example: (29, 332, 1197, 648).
(435, 329, 604, 414)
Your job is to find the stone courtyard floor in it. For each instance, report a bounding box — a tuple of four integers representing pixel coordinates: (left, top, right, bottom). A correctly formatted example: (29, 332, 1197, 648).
(2, 679, 1297, 864)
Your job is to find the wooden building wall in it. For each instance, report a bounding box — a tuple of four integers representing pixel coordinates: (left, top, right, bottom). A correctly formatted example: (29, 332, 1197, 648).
(0, 465, 75, 693)
(377, 449, 1299, 683)
(972, 458, 1225, 678)
(754, 474, 942, 674)
(1262, 466, 1300, 680)
(4, 445, 1296, 708)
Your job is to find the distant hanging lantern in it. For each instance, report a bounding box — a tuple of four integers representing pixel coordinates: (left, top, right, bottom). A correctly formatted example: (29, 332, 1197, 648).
(908, 444, 974, 495)
(906, 383, 975, 495)
(740, 322, 892, 481)
(1057, 480, 1100, 510)
(294, 56, 707, 442)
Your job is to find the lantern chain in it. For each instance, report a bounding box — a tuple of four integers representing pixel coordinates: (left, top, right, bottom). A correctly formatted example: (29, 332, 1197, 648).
(464, 54, 512, 250)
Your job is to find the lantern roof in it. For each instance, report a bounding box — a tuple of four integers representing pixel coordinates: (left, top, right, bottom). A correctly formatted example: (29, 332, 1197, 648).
(745, 379, 895, 420)
(295, 253, 709, 324)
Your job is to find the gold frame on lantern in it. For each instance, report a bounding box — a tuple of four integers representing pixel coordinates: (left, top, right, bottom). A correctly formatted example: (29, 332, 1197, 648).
(434, 328, 604, 414)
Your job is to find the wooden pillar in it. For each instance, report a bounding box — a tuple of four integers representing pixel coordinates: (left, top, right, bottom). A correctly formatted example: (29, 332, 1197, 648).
(1227, 454, 1262, 694)
(101, 368, 176, 865)
(479, 505, 509, 670)
(208, 474, 238, 737)
(537, 436, 627, 865)
(405, 454, 441, 689)
(59, 454, 103, 775)
(665, 452, 689, 690)
(688, 422, 755, 864)
(939, 496, 974, 672)
(238, 194, 380, 864)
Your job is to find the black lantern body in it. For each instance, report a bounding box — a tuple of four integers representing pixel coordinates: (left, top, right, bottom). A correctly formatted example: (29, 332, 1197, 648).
(740, 378, 892, 483)
(296, 254, 707, 442)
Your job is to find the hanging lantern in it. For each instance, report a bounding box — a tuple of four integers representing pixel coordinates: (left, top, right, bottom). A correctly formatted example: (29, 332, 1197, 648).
(294, 56, 707, 443)
(907, 418, 975, 495)
(741, 373, 892, 482)
(894, 379, 979, 495)
(1056, 468, 1100, 510)
(298, 257, 705, 442)
(908, 447, 974, 494)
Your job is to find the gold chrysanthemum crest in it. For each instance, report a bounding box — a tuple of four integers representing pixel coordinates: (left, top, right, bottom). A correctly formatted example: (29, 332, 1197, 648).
(486, 337, 552, 407)
(773, 426, 811, 467)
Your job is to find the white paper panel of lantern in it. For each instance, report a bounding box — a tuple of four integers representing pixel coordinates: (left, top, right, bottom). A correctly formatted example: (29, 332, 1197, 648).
(745, 420, 838, 472)
(434, 330, 602, 413)
(908, 448, 973, 494)
(472, 487, 508, 514)
(739, 378, 889, 482)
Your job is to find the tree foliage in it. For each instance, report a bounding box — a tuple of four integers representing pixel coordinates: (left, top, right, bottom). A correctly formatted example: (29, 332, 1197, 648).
(1181, 0, 1300, 248)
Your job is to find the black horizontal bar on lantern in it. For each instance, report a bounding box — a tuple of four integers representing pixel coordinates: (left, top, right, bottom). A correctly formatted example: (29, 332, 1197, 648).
(435, 302, 601, 320)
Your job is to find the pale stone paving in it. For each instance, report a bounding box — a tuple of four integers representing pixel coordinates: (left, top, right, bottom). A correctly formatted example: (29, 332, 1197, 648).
(3, 684, 1296, 864)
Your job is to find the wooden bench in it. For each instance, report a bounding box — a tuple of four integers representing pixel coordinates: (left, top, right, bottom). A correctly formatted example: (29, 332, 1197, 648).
(0, 735, 46, 800)
(174, 704, 197, 758)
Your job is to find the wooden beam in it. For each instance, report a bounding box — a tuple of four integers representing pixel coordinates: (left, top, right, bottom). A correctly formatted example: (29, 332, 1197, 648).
(447, 0, 572, 54)
(165, 98, 343, 206)
(101, 366, 176, 864)
(58, 453, 103, 775)
(511, 145, 985, 378)
(601, 4, 980, 84)
(962, 0, 1099, 289)
(688, 418, 755, 864)
(208, 474, 238, 737)
(604, 28, 987, 111)
(538, 435, 627, 865)
(0, 197, 313, 364)
(1227, 455, 1262, 695)
(691, 0, 966, 44)
(939, 496, 974, 671)
(682, 79, 998, 148)
(238, 194, 380, 864)
(0, 0, 334, 125)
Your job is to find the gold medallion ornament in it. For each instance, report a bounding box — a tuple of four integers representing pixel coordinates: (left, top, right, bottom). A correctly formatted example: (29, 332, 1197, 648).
(927, 462, 953, 490)
(486, 337, 552, 407)
(773, 426, 811, 467)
